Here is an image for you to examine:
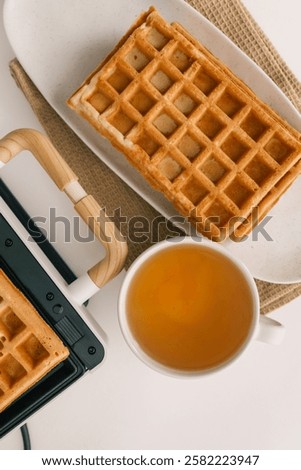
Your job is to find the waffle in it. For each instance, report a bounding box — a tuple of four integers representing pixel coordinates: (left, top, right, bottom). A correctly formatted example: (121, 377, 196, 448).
(68, 7, 301, 241)
(0, 270, 69, 413)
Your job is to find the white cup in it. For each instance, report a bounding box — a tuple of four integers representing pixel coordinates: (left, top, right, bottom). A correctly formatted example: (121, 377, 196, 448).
(118, 236, 285, 377)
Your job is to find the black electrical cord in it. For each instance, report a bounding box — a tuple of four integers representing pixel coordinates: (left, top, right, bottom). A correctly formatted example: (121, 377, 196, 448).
(20, 423, 31, 450)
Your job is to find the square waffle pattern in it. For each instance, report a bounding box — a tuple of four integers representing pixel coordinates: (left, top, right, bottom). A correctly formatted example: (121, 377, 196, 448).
(68, 7, 301, 240)
(0, 270, 69, 413)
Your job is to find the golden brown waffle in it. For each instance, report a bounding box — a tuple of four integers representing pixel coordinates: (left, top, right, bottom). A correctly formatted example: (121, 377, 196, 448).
(0, 270, 69, 413)
(68, 7, 301, 240)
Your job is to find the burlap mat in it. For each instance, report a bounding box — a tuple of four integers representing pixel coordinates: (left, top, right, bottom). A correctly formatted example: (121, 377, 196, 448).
(8, 0, 301, 314)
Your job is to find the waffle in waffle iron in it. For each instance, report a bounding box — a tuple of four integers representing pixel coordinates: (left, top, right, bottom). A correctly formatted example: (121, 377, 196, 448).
(0, 270, 69, 413)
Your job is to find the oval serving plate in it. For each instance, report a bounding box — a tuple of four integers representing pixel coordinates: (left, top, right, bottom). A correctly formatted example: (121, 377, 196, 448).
(3, 0, 301, 283)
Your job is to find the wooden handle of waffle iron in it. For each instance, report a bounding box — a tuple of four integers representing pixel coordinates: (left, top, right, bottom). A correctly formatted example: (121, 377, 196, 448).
(0, 129, 128, 289)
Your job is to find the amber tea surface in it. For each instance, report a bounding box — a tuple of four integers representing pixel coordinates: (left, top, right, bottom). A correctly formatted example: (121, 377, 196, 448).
(127, 245, 254, 371)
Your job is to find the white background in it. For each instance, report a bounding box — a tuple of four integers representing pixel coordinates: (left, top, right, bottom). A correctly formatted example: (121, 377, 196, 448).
(0, 0, 301, 450)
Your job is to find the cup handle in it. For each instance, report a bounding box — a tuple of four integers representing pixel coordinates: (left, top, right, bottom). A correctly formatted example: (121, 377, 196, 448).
(256, 315, 285, 345)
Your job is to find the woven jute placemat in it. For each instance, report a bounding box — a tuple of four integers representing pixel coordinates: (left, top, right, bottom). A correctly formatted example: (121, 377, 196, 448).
(8, 0, 301, 314)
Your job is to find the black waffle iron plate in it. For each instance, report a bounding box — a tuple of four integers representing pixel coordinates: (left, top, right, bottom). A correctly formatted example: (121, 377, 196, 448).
(0, 180, 105, 438)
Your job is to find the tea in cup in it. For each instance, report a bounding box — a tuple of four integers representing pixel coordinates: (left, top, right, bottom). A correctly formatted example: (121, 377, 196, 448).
(118, 237, 284, 376)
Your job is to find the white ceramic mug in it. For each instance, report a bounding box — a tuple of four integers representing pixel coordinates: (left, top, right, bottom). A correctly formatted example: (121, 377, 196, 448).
(118, 236, 285, 377)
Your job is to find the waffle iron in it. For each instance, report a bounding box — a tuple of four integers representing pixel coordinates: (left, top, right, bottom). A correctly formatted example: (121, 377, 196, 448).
(0, 129, 127, 438)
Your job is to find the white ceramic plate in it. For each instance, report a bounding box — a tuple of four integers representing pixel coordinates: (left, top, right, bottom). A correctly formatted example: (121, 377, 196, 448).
(3, 0, 301, 283)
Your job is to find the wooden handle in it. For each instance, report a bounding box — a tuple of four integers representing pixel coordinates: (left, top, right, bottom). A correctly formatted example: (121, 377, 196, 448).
(75, 195, 127, 287)
(0, 128, 128, 288)
(0, 128, 78, 190)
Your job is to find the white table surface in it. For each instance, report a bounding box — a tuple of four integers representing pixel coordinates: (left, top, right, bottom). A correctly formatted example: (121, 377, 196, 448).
(0, 0, 301, 451)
